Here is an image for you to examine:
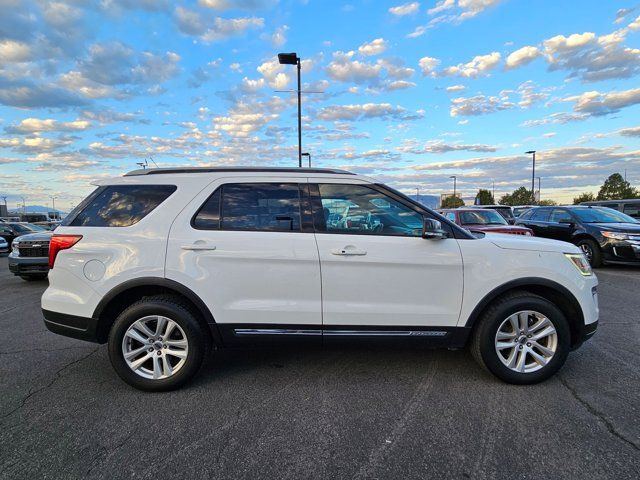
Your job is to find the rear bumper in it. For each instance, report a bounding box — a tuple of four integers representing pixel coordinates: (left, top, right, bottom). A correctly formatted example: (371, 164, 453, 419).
(42, 309, 101, 343)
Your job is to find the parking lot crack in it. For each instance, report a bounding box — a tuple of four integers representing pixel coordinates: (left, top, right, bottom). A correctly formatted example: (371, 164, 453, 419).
(558, 375, 639, 452)
(0, 346, 101, 423)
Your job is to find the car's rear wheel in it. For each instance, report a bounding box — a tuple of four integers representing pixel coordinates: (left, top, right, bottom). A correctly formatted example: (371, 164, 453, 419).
(576, 238, 602, 267)
(471, 291, 570, 384)
(108, 295, 206, 391)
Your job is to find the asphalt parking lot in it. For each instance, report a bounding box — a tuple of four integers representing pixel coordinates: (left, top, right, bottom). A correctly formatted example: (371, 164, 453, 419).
(1, 256, 638, 480)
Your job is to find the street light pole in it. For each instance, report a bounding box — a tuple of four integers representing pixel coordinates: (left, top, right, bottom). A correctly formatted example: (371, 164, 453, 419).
(526, 150, 536, 204)
(450, 175, 457, 203)
(50, 196, 57, 214)
(278, 52, 302, 167)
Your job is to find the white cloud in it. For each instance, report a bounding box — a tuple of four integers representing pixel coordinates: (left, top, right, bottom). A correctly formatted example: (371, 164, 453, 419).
(5, 118, 91, 134)
(441, 52, 501, 77)
(271, 25, 288, 47)
(389, 2, 420, 16)
(406, 25, 428, 38)
(384, 80, 416, 91)
(326, 51, 382, 83)
(398, 139, 497, 154)
(175, 7, 264, 42)
(418, 56, 440, 75)
(618, 126, 640, 137)
(199, 0, 277, 10)
(316, 103, 409, 121)
(428, 0, 502, 22)
(240, 77, 266, 91)
(0, 39, 31, 63)
(450, 81, 547, 117)
(505, 46, 540, 69)
(521, 112, 589, 127)
(564, 88, 640, 116)
(358, 38, 387, 56)
(257, 58, 291, 88)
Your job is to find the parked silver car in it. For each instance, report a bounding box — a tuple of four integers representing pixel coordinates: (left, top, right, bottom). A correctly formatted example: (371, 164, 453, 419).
(8, 231, 52, 281)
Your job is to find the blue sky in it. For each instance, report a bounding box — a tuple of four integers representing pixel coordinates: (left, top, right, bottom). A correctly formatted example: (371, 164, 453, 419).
(1, 0, 639, 210)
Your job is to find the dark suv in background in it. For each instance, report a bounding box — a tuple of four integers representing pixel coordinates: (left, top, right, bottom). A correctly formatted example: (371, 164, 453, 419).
(515, 206, 640, 267)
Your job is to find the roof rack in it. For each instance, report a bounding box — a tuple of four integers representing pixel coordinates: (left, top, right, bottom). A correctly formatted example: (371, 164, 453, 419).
(125, 166, 355, 176)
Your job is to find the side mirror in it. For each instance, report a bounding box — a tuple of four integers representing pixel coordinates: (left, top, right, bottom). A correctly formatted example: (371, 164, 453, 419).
(422, 218, 447, 240)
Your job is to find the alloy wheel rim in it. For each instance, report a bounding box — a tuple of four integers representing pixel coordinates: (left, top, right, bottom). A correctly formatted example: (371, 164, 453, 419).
(122, 315, 189, 380)
(580, 243, 593, 261)
(494, 310, 558, 373)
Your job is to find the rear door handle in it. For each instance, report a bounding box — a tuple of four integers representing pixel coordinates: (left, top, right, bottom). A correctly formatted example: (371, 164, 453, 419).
(181, 243, 217, 251)
(331, 246, 367, 256)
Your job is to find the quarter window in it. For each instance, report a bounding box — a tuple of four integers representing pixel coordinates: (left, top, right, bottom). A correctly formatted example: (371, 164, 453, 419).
(317, 184, 423, 236)
(67, 185, 176, 227)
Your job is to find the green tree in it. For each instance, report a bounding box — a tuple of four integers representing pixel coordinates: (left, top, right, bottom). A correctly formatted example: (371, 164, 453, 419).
(499, 187, 533, 206)
(441, 195, 465, 208)
(538, 199, 558, 206)
(475, 189, 494, 205)
(573, 192, 595, 205)
(597, 173, 639, 200)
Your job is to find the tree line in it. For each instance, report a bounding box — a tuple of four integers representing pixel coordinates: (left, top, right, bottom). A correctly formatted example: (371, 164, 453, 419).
(440, 173, 638, 208)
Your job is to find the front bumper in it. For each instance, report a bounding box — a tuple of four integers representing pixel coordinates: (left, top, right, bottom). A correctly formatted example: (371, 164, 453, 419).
(601, 237, 640, 265)
(42, 309, 101, 343)
(8, 254, 49, 276)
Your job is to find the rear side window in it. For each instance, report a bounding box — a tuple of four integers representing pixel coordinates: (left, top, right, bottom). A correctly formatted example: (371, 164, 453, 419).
(193, 183, 302, 232)
(67, 185, 176, 227)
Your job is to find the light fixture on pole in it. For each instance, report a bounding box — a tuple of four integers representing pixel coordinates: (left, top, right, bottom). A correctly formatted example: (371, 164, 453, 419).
(301, 152, 311, 168)
(450, 175, 457, 202)
(278, 52, 302, 168)
(525, 150, 536, 204)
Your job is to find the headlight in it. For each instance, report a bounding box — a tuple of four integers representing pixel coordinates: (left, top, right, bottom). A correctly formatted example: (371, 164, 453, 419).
(11, 241, 19, 253)
(565, 253, 593, 276)
(602, 231, 628, 240)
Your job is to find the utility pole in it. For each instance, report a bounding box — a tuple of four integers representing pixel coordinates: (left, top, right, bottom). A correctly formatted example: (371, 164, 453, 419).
(526, 150, 536, 204)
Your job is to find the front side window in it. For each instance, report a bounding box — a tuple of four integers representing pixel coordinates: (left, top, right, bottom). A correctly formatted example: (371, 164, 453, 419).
(623, 204, 640, 218)
(68, 185, 176, 227)
(317, 184, 423, 236)
(216, 183, 302, 232)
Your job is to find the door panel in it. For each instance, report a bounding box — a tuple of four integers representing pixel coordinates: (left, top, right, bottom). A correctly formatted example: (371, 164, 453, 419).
(310, 180, 463, 328)
(315, 233, 463, 327)
(165, 177, 322, 337)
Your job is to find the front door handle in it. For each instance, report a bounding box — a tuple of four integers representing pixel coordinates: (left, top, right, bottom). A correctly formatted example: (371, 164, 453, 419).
(331, 245, 367, 256)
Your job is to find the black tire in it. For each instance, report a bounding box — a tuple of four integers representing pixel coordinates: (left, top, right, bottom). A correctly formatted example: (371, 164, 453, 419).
(21, 274, 47, 281)
(471, 291, 571, 385)
(108, 295, 207, 392)
(576, 238, 602, 268)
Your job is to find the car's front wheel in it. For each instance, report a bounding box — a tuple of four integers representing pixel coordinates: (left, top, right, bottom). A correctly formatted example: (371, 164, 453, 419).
(471, 291, 571, 384)
(108, 295, 207, 391)
(576, 238, 602, 267)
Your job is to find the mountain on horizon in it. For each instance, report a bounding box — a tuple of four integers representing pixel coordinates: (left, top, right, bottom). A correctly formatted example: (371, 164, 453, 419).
(7, 205, 65, 214)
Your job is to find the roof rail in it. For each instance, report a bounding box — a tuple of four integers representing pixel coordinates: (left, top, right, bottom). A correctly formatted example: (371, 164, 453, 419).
(125, 166, 355, 176)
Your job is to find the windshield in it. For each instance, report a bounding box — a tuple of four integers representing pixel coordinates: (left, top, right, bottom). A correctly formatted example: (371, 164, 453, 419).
(459, 210, 508, 225)
(572, 207, 638, 224)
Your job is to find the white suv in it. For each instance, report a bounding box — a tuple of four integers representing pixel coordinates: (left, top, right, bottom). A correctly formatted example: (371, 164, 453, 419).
(42, 167, 599, 391)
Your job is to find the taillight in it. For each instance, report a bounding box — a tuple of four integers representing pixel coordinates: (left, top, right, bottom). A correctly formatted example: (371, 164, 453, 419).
(49, 235, 82, 269)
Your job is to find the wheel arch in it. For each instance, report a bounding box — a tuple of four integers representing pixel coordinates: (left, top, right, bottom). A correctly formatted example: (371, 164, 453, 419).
(92, 277, 222, 346)
(464, 277, 586, 348)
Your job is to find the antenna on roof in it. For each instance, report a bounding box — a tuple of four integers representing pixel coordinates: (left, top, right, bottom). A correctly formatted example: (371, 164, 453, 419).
(148, 156, 159, 168)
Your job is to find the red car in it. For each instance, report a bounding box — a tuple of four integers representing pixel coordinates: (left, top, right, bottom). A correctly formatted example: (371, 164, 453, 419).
(439, 208, 534, 236)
